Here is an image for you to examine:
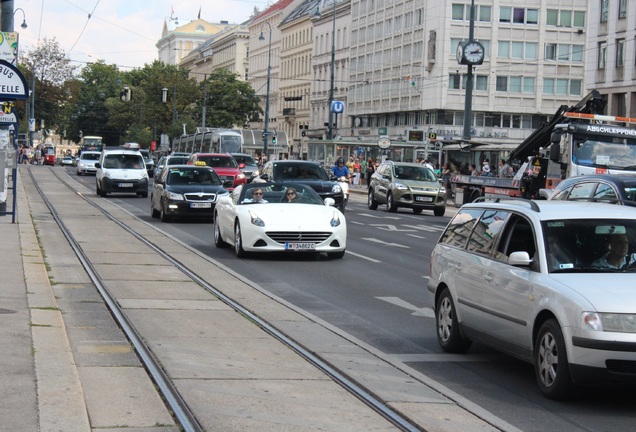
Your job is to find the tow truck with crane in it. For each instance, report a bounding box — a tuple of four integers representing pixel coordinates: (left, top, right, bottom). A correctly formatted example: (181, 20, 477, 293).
(451, 90, 636, 204)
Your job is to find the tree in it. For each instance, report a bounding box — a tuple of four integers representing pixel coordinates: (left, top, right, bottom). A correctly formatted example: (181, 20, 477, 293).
(59, 61, 125, 145)
(19, 37, 77, 136)
(198, 69, 262, 128)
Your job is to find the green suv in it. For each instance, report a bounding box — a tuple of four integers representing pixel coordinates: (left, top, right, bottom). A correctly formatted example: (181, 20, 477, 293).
(368, 161, 446, 216)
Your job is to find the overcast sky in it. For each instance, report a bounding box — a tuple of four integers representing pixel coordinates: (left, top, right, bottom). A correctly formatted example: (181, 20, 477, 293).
(16, 0, 265, 69)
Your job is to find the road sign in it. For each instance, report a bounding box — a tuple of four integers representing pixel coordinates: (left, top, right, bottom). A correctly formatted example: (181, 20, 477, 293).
(378, 137, 391, 149)
(331, 100, 345, 114)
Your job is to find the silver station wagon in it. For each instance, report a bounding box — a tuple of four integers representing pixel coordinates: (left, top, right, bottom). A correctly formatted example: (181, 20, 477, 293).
(428, 199, 636, 399)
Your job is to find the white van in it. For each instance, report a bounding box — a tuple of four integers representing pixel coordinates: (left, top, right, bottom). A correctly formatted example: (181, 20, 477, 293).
(95, 147, 148, 197)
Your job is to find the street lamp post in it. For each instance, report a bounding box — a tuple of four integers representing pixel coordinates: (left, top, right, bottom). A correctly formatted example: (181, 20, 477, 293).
(313, 1, 337, 140)
(259, 23, 272, 161)
(327, 0, 336, 140)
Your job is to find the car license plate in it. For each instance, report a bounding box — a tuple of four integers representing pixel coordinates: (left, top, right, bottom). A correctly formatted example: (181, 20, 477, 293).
(190, 202, 211, 208)
(285, 242, 316, 251)
(118, 183, 133, 188)
(416, 196, 433, 202)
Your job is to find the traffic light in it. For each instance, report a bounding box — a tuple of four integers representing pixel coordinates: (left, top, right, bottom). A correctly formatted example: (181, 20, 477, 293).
(120, 86, 131, 102)
(271, 135, 277, 145)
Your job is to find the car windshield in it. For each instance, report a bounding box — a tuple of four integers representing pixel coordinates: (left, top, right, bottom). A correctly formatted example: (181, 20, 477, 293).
(393, 165, 437, 181)
(543, 218, 636, 273)
(233, 155, 256, 165)
(239, 183, 324, 205)
(103, 154, 144, 169)
(167, 156, 190, 165)
(165, 168, 221, 186)
(81, 153, 100, 161)
(273, 163, 329, 180)
(198, 156, 238, 168)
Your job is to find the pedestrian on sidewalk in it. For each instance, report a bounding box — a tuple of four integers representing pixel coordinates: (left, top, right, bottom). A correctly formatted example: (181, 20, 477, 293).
(366, 157, 375, 189)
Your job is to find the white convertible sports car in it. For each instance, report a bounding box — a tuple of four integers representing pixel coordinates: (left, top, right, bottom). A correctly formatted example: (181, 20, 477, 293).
(214, 182, 347, 258)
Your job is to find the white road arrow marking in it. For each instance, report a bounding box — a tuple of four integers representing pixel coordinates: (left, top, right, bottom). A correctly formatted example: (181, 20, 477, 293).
(362, 238, 410, 248)
(369, 224, 416, 232)
(359, 213, 402, 220)
(376, 296, 434, 318)
(403, 224, 445, 232)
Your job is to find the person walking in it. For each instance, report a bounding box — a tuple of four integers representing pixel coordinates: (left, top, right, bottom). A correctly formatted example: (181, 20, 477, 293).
(366, 157, 375, 189)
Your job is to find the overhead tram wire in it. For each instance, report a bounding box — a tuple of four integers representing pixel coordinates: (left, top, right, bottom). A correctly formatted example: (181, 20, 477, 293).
(66, 0, 101, 55)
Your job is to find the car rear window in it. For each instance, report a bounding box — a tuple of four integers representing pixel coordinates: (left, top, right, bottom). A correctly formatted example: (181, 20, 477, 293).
(440, 208, 483, 249)
(198, 156, 238, 168)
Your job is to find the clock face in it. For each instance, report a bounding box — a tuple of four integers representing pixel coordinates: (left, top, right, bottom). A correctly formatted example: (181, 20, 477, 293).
(464, 41, 484, 64)
(456, 43, 464, 64)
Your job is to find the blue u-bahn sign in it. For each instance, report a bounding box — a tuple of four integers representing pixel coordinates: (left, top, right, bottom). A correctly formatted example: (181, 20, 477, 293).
(331, 100, 345, 114)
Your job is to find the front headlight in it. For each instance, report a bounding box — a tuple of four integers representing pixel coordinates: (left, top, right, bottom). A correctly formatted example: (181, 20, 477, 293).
(249, 209, 265, 227)
(440, 187, 446, 194)
(166, 191, 184, 201)
(237, 172, 246, 180)
(394, 182, 408, 190)
(582, 312, 636, 333)
(332, 184, 342, 193)
(330, 210, 341, 227)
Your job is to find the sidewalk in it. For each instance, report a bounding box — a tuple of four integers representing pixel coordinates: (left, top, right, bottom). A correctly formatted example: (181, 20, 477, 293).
(0, 167, 504, 432)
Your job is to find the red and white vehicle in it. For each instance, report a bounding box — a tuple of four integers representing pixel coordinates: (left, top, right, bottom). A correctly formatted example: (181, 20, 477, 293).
(187, 153, 247, 191)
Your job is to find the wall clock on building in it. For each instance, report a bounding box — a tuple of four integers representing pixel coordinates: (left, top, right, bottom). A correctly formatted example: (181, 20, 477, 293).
(457, 40, 485, 65)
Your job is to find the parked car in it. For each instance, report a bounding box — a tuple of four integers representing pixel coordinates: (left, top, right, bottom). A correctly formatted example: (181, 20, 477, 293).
(95, 146, 148, 197)
(231, 153, 259, 182)
(187, 153, 246, 190)
(255, 160, 345, 212)
(548, 174, 636, 206)
(154, 155, 191, 178)
(76, 151, 101, 175)
(368, 161, 446, 215)
(150, 165, 227, 222)
(214, 182, 346, 258)
(428, 198, 636, 399)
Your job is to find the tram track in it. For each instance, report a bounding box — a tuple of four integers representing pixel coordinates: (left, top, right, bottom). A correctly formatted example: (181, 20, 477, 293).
(27, 166, 424, 432)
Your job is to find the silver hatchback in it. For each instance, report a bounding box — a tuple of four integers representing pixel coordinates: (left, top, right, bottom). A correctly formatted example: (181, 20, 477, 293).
(428, 199, 636, 399)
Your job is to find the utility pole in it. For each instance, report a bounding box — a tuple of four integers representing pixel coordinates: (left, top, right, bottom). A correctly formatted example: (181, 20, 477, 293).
(462, 0, 477, 141)
(201, 75, 207, 128)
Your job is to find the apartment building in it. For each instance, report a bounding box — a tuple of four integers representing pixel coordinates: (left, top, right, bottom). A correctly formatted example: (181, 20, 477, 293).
(586, 0, 636, 117)
(179, 25, 250, 83)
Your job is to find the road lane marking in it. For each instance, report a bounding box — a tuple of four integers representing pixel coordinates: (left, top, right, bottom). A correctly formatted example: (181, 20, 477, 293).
(369, 224, 416, 232)
(362, 238, 410, 248)
(376, 296, 434, 317)
(346, 250, 382, 262)
(359, 213, 402, 219)
(403, 224, 445, 232)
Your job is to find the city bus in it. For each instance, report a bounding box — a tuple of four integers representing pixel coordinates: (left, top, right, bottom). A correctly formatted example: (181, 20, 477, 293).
(80, 136, 103, 153)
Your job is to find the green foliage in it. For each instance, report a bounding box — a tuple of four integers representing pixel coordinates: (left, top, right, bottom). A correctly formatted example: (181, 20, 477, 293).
(18, 51, 261, 145)
(199, 69, 262, 128)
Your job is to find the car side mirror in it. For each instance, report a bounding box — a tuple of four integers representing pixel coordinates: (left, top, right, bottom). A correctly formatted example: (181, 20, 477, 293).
(94, 162, 101, 169)
(324, 197, 335, 207)
(508, 251, 532, 267)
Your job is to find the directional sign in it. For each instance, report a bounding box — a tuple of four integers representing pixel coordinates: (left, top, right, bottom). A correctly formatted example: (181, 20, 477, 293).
(331, 100, 345, 114)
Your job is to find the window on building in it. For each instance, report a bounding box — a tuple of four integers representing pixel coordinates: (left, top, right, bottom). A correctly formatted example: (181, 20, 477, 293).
(498, 41, 510, 58)
(545, 43, 557, 61)
(600, 0, 608, 22)
(558, 44, 570, 61)
(573, 11, 586, 27)
(570, 80, 582, 96)
(416, 9, 423, 25)
(546, 9, 558, 25)
(449, 74, 461, 90)
(511, 42, 524, 58)
(556, 79, 569, 95)
(598, 41, 607, 69)
(509, 77, 522, 93)
(479, 6, 492, 21)
(523, 77, 535, 94)
(496, 76, 508, 91)
(616, 39, 625, 67)
(618, 0, 627, 18)
(452, 4, 464, 20)
(572, 45, 584, 62)
(476, 75, 488, 91)
(543, 78, 555, 95)
(526, 43, 537, 59)
(500, 6, 511, 23)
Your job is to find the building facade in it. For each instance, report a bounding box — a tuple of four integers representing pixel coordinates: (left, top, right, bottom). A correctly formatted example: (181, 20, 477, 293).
(586, 0, 636, 117)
